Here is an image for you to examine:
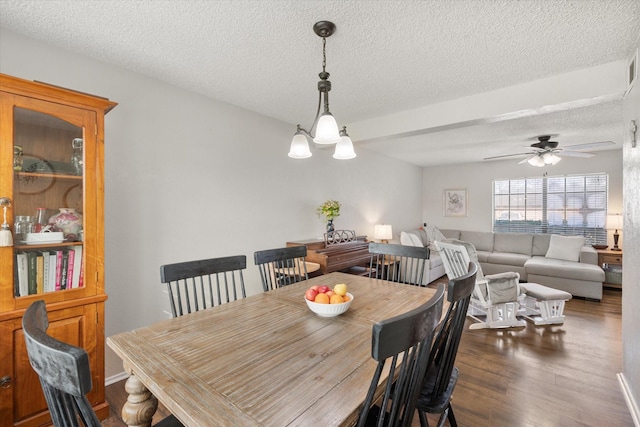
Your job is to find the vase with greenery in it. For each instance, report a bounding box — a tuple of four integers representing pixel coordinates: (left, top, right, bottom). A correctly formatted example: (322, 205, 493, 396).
(317, 199, 341, 234)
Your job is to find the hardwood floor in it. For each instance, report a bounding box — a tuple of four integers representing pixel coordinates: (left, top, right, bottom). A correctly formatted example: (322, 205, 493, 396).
(104, 285, 632, 427)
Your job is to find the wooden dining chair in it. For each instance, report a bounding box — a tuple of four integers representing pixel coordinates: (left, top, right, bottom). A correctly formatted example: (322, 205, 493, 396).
(253, 245, 308, 291)
(357, 284, 445, 427)
(160, 255, 247, 318)
(416, 262, 477, 427)
(368, 242, 430, 286)
(22, 300, 182, 427)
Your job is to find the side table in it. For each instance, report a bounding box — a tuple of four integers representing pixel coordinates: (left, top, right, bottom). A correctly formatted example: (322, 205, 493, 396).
(596, 249, 623, 289)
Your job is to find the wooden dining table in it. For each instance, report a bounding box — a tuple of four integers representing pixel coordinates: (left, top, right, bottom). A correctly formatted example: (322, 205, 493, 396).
(107, 272, 441, 427)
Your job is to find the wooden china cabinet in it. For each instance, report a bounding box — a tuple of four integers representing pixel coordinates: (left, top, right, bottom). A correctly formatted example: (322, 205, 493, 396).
(0, 74, 116, 427)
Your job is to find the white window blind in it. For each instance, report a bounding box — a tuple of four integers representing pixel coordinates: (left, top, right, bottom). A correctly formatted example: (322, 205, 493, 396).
(493, 174, 608, 245)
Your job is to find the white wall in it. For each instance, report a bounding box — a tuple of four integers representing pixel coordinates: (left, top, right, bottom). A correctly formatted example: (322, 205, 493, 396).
(0, 29, 424, 378)
(621, 40, 640, 424)
(421, 149, 623, 247)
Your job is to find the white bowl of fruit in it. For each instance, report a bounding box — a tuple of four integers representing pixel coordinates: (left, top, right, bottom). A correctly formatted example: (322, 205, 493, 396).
(304, 284, 353, 317)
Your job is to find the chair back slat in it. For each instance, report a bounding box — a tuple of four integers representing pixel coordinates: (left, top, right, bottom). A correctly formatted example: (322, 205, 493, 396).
(160, 255, 247, 317)
(358, 284, 445, 427)
(368, 242, 430, 286)
(22, 300, 102, 427)
(254, 246, 308, 291)
(416, 262, 477, 421)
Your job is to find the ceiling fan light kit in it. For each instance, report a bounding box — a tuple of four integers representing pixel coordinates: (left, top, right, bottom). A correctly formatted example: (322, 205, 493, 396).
(486, 135, 613, 167)
(288, 21, 356, 160)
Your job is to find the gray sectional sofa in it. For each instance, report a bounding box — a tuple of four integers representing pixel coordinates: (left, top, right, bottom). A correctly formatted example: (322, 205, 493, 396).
(401, 228, 605, 300)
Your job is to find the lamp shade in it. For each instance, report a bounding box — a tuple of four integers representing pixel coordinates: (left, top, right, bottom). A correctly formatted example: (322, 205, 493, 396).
(288, 133, 312, 159)
(374, 224, 393, 241)
(606, 214, 623, 230)
(313, 113, 341, 144)
(333, 134, 356, 159)
(527, 155, 545, 167)
(543, 152, 561, 165)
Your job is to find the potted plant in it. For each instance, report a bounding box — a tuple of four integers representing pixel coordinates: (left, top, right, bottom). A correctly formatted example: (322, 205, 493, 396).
(317, 199, 341, 233)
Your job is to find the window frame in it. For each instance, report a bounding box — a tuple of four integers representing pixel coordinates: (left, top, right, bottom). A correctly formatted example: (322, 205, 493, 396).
(492, 173, 608, 245)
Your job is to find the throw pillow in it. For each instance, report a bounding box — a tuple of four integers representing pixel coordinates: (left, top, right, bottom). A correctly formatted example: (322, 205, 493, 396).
(400, 231, 423, 247)
(423, 223, 446, 250)
(545, 235, 585, 262)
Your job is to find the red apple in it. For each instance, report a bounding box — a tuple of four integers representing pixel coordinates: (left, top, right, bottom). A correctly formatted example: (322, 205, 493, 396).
(310, 285, 320, 291)
(318, 285, 330, 293)
(305, 288, 319, 301)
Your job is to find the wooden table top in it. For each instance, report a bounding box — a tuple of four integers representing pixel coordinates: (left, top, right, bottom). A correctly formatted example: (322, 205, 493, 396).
(107, 272, 440, 427)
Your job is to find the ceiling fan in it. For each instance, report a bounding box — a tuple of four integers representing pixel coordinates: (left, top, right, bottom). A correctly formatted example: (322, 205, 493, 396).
(484, 135, 615, 167)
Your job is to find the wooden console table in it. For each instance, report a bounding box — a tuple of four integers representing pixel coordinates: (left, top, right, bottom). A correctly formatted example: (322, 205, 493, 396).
(597, 248, 623, 289)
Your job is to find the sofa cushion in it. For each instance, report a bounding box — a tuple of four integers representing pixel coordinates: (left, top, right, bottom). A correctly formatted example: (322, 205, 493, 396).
(545, 235, 585, 262)
(429, 253, 443, 269)
(532, 234, 551, 256)
(487, 252, 531, 268)
(421, 224, 446, 249)
(460, 231, 494, 252)
(526, 256, 604, 282)
(439, 229, 460, 240)
(400, 231, 423, 247)
(475, 250, 491, 263)
(494, 233, 533, 256)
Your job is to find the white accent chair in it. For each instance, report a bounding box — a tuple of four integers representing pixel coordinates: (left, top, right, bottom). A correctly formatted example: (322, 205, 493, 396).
(435, 240, 526, 329)
(434, 239, 572, 328)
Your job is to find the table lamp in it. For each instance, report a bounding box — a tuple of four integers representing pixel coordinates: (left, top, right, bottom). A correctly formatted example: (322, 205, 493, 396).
(374, 224, 393, 243)
(606, 213, 623, 251)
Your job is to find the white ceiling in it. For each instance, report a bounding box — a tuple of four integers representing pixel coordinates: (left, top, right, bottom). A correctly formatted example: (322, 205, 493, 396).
(1, 0, 638, 166)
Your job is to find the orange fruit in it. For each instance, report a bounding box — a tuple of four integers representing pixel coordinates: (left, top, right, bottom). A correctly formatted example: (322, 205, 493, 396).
(342, 294, 351, 302)
(314, 293, 330, 304)
(329, 294, 344, 304)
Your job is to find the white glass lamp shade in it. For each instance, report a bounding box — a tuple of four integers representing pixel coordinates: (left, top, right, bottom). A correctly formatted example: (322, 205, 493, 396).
(313, 113, 341, 144)
(374, 224, 393, 242)
(333, 134, 357, 159)
(527, 155, 545, 167)
(543, 152, 561, 165)
(288, 133, 312, 159)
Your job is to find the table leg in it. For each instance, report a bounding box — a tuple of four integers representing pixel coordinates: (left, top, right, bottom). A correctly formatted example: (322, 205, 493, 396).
(121, 363, 158, 427)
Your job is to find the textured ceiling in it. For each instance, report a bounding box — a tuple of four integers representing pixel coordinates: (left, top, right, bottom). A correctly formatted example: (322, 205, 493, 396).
(0, 0, 638, 166)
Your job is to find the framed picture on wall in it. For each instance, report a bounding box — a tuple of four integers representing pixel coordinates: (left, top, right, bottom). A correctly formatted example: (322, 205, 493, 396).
(443, 189, 467, 217)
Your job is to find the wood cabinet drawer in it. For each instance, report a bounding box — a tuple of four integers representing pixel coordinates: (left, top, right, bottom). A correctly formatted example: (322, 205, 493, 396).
(601, 254, 622, 264)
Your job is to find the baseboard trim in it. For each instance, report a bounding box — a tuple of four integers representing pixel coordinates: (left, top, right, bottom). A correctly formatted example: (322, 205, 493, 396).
(106, 371, 130, 386)
(618, 372, 640, 427)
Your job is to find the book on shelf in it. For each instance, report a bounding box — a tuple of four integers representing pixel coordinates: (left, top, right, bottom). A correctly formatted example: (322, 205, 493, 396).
(27, 252, 37, 295)
(70, 245, 83, 289)
(59, 251, 69, 290)
(41, 251, 50, 293)
(66, 248, 75, 290)
(54, 250, 64, 291)
(13, 246, 84, 296)
(36, 253, 44, 294)
(47, 251, 57, 292)
(16, 253, 28, 297)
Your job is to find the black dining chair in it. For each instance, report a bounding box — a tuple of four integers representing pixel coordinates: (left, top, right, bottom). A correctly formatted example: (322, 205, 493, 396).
(416, 262, 477, 427)
(368, 242, 430, 286)
(253, 245, 309, 291)
(160, 255, 247, 318)
(357, 284, 445, 427)
(22, 300, 181, 427)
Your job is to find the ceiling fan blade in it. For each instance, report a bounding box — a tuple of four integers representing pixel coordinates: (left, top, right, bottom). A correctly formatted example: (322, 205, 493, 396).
(560, 151, 595, 158)
(484, 152, 531, 161)
(518, 155, 537, 164)
(565, 141, 615, 151)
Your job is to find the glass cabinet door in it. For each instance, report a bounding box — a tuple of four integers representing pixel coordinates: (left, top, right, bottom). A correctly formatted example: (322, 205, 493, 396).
(5, 96, 97, 305)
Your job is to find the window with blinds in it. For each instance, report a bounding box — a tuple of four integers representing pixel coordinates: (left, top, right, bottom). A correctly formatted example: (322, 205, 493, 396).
(493, 174, 608, 245)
